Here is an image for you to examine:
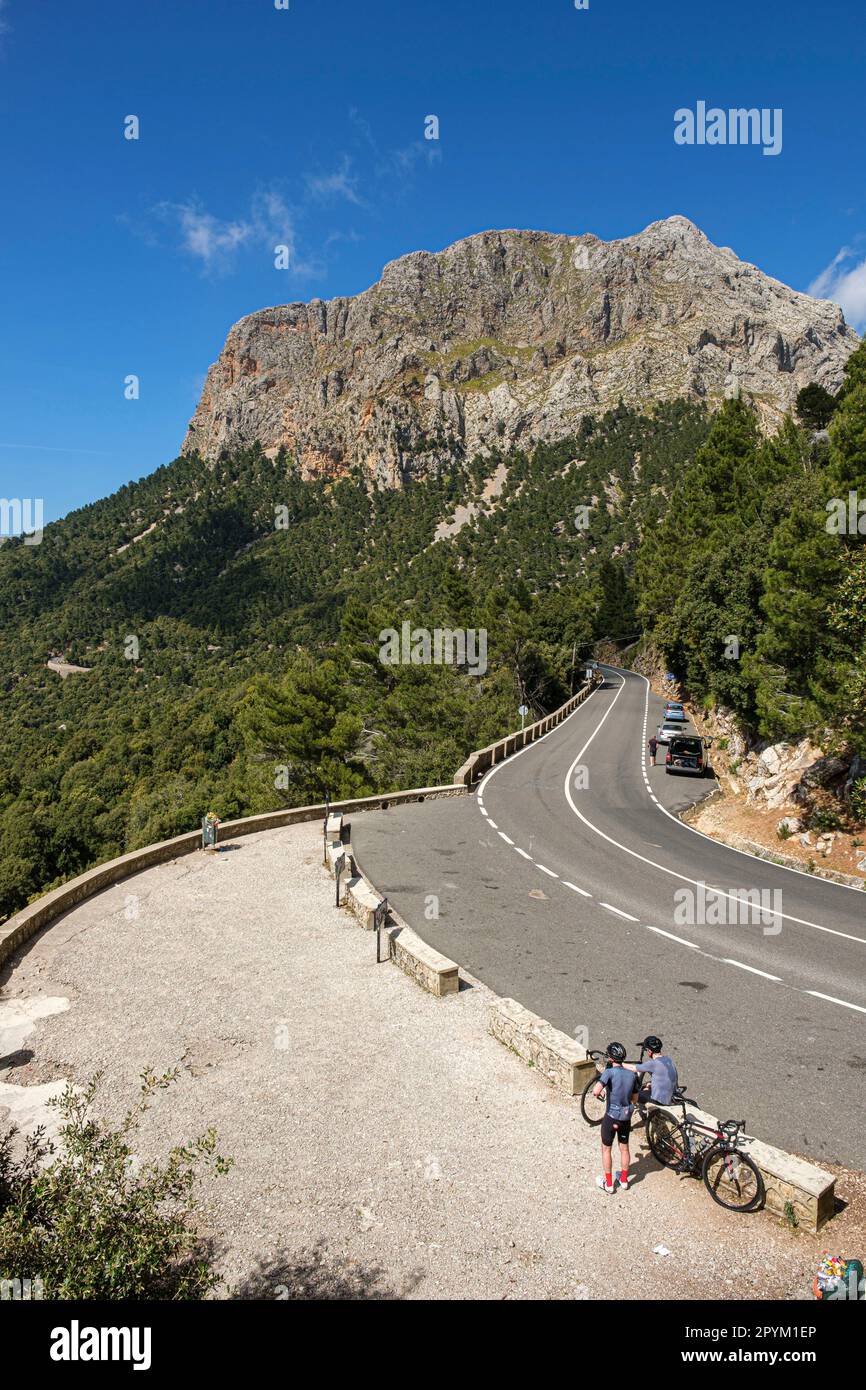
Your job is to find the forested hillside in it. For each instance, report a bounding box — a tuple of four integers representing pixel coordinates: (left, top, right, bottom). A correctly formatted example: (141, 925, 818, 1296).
(1, 341, 864, 922)
(637, 341, 866, 758)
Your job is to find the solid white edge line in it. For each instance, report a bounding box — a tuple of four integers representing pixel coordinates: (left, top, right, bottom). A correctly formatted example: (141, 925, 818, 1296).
(645, 925, 701, 949)
(632, 667, 866, 904)
(476, 678, 603, 801)
(722, 958, 782, 982)
(562, 671, 866, 947)
(807, 991, 866, 1015)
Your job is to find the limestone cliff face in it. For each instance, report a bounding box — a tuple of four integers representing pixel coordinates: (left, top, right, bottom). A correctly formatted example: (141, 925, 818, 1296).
(182, 216, 859, 484)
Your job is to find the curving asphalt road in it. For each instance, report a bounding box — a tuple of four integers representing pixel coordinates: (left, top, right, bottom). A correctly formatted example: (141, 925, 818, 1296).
(353, 667, 866, 1170)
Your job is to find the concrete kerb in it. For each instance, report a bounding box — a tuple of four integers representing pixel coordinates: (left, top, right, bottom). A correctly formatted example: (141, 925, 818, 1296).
(342, 836, 460, 998)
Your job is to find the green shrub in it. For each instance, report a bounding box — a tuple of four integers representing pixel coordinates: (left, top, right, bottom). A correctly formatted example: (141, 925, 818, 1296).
(850, 778, 866, 826)
(0, 1070, 232, 1300)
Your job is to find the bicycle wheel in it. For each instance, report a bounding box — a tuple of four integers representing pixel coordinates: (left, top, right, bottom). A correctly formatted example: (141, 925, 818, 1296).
(702, 1145, 764, 1212)
(580, 1073, 606, 1126)
(646, 1110, 688, 1168)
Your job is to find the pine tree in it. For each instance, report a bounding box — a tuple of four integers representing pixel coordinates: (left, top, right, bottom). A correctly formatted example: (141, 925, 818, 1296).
(238, 659, 368, 804)
(795, 383, 837, 431)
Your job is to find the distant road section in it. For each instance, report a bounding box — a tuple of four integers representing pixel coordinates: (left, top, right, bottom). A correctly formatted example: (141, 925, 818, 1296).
(353, 667, 866, 1170)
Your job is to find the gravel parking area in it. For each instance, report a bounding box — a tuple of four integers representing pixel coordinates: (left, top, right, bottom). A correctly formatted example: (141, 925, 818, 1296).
(1, 821, 862, 1300)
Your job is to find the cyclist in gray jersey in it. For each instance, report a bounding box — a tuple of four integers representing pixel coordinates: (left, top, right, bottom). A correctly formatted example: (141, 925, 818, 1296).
(625, 1034, 678, 1108)
(592, 1042, 638, 1194)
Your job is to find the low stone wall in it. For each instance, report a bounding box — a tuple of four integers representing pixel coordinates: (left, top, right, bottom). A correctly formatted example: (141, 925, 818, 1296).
(0, 785, 467, 971)
(488, 997, 597, 1096)
(388, 925, 459, 998)
(454, 675, 601, 787)
(337, 837, 459, 997)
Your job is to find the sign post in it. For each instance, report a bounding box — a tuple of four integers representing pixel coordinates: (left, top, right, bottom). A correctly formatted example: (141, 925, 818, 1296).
(322, 792, 331, 866)
(374, 897, 389, 963)
(518, 703, 529, 730)
(334, 851, 346, 908)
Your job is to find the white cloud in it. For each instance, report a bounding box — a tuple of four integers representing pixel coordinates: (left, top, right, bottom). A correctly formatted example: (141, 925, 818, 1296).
(348, 107, 441, 192)
(809, 246, 866, 331)
(139, 110, 440, 280)
(176, 207, 252, 267)
(305, 156, 364, 207)
(153, 189, 299, 276)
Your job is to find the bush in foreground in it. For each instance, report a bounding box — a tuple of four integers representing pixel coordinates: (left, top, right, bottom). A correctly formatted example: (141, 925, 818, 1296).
(0, 1069, 232, 1299)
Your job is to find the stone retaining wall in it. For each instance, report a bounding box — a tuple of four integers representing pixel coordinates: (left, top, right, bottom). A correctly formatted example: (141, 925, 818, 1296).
(0, 785, 466, 971)
(488, 997, 597, 1095)
(453, 674, 601, 786)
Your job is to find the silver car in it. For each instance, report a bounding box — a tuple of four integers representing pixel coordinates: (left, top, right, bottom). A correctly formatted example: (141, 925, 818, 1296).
(656, 721, 686, 744)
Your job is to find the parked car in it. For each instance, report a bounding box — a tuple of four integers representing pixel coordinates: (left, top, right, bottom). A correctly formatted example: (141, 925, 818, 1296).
(656, 721, 685, 744)
(663, 702, 687, 722)
(666, 734, 707, 776)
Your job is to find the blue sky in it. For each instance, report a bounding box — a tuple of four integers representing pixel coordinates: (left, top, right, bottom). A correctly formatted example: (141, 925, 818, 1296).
(1, 0, 864, 525)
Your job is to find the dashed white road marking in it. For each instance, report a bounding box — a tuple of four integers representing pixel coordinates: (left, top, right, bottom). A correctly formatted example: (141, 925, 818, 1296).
(634, 670, 866, 906)
(563, 881, 592, 897)
(807, 991, 866, 1015)
(645, 925, 701, 949)
(563, 676, 866, 948)
(468, 664, 866, 1018)
(722, 959, 782, 982)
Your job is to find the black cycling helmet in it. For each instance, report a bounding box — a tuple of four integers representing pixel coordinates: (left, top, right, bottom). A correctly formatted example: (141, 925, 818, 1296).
(643, 1035, 663, 1053)
(606, 1041, 627, 1062)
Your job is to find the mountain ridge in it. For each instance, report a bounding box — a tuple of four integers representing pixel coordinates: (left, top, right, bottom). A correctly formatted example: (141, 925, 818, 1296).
(182, 216, 859, 484)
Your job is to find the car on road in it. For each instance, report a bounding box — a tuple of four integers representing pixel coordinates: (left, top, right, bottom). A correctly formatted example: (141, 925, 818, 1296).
(656, 721, 686, 744)
(666, 734, 708, 776)
(663, 702, 688, 722)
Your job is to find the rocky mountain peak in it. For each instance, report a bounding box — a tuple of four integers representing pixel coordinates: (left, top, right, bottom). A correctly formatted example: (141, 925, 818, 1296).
(182, 217, 859, 485)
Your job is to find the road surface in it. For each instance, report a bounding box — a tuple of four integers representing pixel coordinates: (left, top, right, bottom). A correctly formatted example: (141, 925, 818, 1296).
(353, 667, 866, 1169)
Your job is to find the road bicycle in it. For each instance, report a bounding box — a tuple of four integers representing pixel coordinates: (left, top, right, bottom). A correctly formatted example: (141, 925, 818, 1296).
(646, 1101, 765, 1213)
(580, 1050, 764, 1213)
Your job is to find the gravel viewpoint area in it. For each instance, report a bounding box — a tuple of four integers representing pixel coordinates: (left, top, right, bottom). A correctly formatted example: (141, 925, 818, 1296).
(1, 821, 863, 1301)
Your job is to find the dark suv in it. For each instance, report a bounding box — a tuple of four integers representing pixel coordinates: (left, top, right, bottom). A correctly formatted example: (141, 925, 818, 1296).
(666, 734, 707, 776)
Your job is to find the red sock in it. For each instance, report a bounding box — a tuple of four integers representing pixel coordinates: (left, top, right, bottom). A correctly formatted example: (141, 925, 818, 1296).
(604, 1172, 614, 1189)
(620, 1168, 628, 1183)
